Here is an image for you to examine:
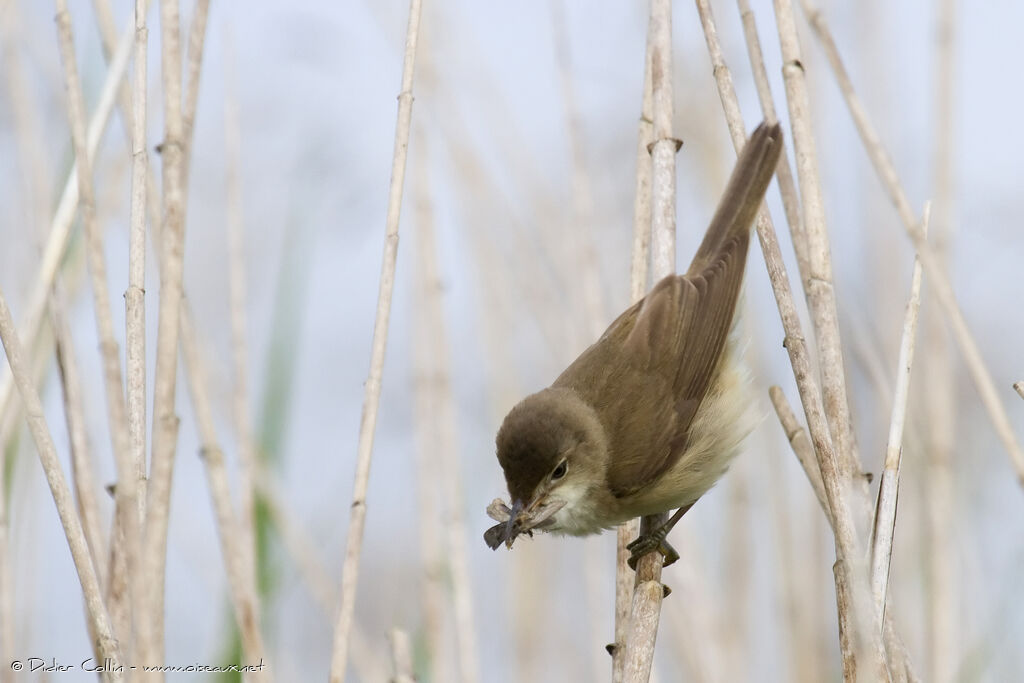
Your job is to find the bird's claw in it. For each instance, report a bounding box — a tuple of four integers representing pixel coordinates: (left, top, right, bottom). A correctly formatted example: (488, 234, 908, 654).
(626, 527, 680, 570)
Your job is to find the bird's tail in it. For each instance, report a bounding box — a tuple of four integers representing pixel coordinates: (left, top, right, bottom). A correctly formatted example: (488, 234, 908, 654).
(686, 121, 783, 276)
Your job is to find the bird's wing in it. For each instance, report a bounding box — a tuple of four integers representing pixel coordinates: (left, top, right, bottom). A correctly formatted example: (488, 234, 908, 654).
(552, 259, 746, 498)
(555, 123, 782, 497)
(604, 260, 747, 496)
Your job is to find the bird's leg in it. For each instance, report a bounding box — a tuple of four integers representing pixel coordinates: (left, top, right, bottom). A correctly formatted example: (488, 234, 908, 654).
(626, 503, 694, 570)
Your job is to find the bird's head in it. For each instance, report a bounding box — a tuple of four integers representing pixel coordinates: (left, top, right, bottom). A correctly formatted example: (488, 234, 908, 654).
(488, 387, 608, 548)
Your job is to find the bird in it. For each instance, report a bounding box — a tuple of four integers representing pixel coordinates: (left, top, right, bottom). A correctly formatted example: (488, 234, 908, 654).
(484, 121, 783, 569)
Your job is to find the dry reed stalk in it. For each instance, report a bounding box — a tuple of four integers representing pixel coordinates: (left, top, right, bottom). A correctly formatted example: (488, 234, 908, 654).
(0, 3, 137, 472)
(437, 106, 569, 360)
(1, 0, 54, 242)
(433, 91, 577, 360)
(88, 4, 213, 666)
(91, 0, 163, 248)
(548, 12, 615, 674)
(252, 466, 388, 681)
(410, 130, 453, 683)
(721, 472, 751, 682)
(0, 464, 9, 683)
(885, 617, 921, 683)
(224, 38, 260, 618)
(414, 138, 481, 683)
(0, 11, 28, 676)
(769, 386, 830, 521)
(695, 3, 883, 678)
(179, 312, 270, 681)
(444, 149, 547, 681)
(772, 0, 867, 521)
(91, 5, 158, 213)
(92, 0, 151, 542)
(630, 37, 655, 307)
(0, 289, 123, 682)
(126, 0, 150, 528)
(798, 0, 1024, 485)
(421, 15, 593, 356)
(646, 0, 679, 282)
(139, 0, 188, 670)
(624, 580, 667, 682)
(107, 525, 131, 661)
(0, 7, 58, 670)
(624, 1, 676, 680)
(869, 205, 929, 632)
(923, 5, 957, 670)
(180, 0, 211, 193)
(614, 27, 654, 683)
(410, 339, 449, 683)
(735, 5, 919, 676)
(1, 2, 66, 671)
(834, 559, 856, 680)
(698, 0, 863, 571)
(409, 353, 452, 678)
(131, 13, 262, 669)
(54, 1, 140, 655)
(389, 628, 415, 683)
(736, 0, 809, 285)
(551, 0, 609, 338)
(328, 1, 423, 681)
(774, 1, 895, 676)
(407, 15, 575, 352)
(775, 383, 918, 680)
(772, 381, 919, 678)
(50, 284, 108, 588)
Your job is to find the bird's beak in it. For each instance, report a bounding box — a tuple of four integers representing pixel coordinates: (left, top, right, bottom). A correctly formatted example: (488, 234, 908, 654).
(483, 494, 566, 551)
(501, 499, 525, 548)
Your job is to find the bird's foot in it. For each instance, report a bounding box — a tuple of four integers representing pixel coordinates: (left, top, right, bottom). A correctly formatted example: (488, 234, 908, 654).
(626, 527, 680, 570)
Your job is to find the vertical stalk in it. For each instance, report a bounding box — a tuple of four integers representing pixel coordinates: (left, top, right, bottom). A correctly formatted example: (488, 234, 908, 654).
(179, 312, 271, 681)
(328, 2, 424, 681)
(140, 0, 187, 671)
(550, 0, 609, 340)
(389, 628, 415, 683)
(0, 287, 122, 682)
(869, 206, 929, 633)
(0, 4, 137, 452)
(50, 284, 109, 593)
(613, 25, 654, 683)
(697, 0, 885, 678)
(773, 0, 867, 522)
(413, 138, 480, 683)
(624, 0, 678, 679)
(923, 2, 958, 678)
(736, 0, 809, 284)
(126, 0, 149, 531)
(224, 36, 260, 625)
(410, 210, 450, 683)
(799, 0, 1024, 485)
(54, 0, 139, 660)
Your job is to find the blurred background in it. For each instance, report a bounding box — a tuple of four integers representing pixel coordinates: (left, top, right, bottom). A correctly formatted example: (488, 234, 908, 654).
(0, 0, 1022, 681)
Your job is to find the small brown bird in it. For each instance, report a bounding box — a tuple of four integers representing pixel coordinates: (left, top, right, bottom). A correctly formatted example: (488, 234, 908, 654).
(485, 121, 783, 568)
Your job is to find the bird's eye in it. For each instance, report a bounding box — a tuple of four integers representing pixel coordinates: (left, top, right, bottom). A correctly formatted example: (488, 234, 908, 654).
(551, 460, 568, 480)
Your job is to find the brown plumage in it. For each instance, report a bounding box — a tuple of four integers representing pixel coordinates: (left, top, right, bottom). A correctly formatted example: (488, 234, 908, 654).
(488, 122, 783, 555)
